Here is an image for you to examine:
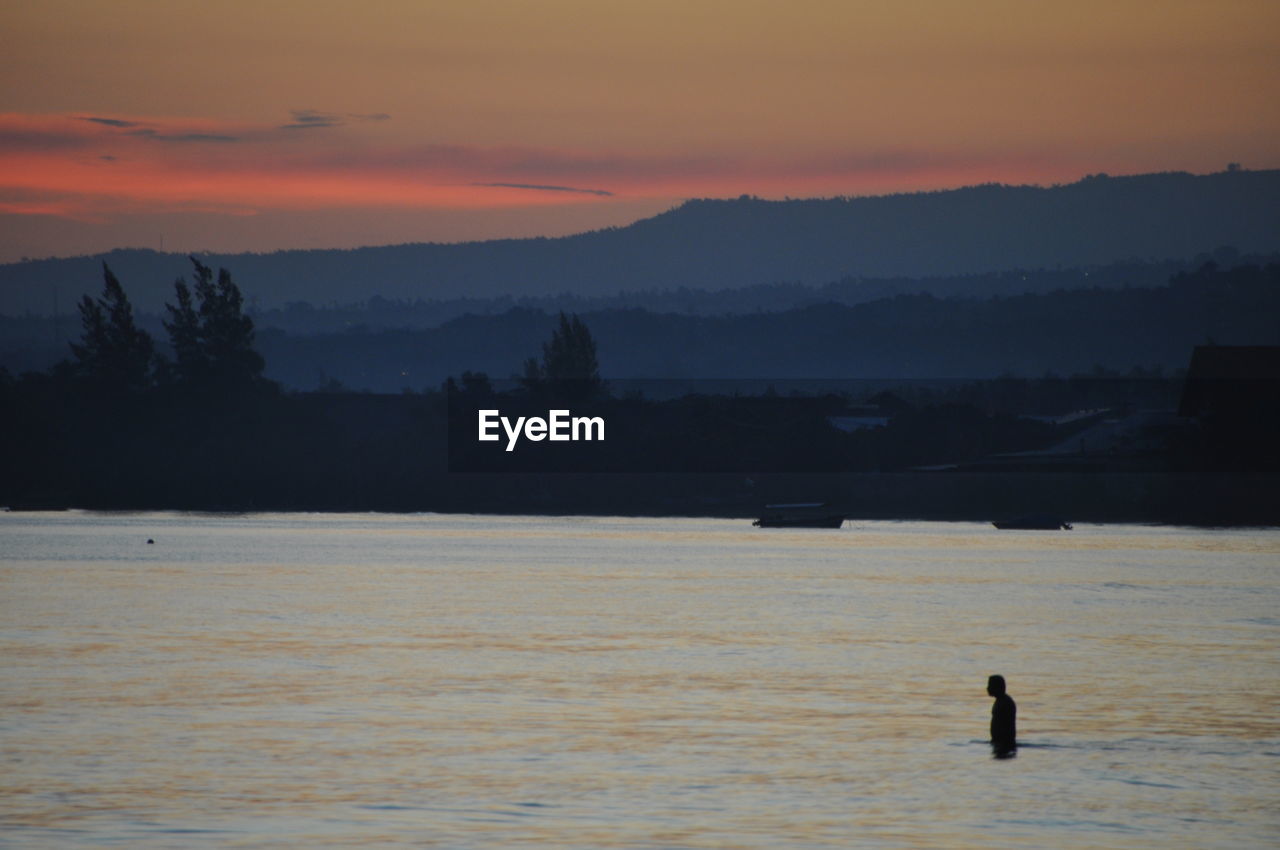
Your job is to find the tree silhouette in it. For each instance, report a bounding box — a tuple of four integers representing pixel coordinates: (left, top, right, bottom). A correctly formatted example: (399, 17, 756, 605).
(163, 258, 267, 391)
(162, 274, 205, 385)
(70, 263, 154, 393)
(522, 311, 603, 400)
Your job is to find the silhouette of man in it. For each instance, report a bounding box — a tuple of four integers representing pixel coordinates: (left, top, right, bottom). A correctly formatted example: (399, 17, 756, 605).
(987, 674, 1016, 755)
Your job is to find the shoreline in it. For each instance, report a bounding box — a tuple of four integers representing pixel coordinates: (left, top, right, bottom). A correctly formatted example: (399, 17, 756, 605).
(7, 469, 1277, 528)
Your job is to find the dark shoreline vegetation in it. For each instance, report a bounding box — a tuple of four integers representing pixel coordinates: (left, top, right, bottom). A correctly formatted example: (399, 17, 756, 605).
(2, 259, 1277, 525)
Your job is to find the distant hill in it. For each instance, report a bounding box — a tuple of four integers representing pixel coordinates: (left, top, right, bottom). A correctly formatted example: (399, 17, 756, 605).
(4, 259, 1277, 390)
(244, 261, 1279, 391)
(2, 168, 1277, 315)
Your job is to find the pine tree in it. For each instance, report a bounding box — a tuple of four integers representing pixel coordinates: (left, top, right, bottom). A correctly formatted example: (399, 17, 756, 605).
(542, 312, 601, 383)
(162, 276, 205, 385)
(70, 263, 154, 393)
(163, 258, 266, 391)
(523, 312, 603, 400)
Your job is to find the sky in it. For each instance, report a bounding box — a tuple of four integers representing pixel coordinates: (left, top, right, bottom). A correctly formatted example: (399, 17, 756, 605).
(1, 0, 1277, 263)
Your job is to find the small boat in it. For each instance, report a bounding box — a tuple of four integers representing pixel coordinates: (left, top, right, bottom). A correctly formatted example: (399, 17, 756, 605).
(992, 515, 1073, 530)
(753, 503, 845, 529)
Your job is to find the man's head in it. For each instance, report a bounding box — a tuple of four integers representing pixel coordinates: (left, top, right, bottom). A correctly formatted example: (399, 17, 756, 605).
(987, 674, 1006, 697)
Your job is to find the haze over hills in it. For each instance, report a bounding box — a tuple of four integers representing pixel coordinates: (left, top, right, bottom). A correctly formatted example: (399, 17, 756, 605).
(2, 168, 1277, 316)
(6, 252, 1276, 385)
(246, 262, 1279, 390)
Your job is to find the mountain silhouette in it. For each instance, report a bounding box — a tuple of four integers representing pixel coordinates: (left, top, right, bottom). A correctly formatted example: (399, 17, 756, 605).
(2, 168, 1276, 315)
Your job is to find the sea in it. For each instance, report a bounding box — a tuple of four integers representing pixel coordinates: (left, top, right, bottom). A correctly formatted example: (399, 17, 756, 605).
(1, 512, 1277, 849)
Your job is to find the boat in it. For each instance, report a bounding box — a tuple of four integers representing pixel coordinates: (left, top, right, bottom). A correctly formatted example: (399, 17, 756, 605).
(992, 515, 1072, 530)
(753, 503, 845, 529)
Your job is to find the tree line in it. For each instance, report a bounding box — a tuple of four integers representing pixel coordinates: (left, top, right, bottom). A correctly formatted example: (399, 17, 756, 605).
(1, 259, 1273, 517)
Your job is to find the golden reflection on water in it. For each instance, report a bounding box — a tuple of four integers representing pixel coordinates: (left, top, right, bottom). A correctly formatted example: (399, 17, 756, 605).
(1, 513, 1278, 848)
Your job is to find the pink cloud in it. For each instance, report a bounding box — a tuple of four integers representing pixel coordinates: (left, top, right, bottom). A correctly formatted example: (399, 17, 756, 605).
(0, 110, 1080, 226)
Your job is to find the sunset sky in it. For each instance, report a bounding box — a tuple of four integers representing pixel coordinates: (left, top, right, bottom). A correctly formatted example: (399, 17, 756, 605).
(2, 0, 1277, 263)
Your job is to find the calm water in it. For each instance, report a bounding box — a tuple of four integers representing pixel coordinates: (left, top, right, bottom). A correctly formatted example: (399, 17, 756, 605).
(1, 512, 1277, 849)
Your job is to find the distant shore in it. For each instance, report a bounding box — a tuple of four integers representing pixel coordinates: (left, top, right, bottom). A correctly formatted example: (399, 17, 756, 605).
(8, 470, 1276, 527)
